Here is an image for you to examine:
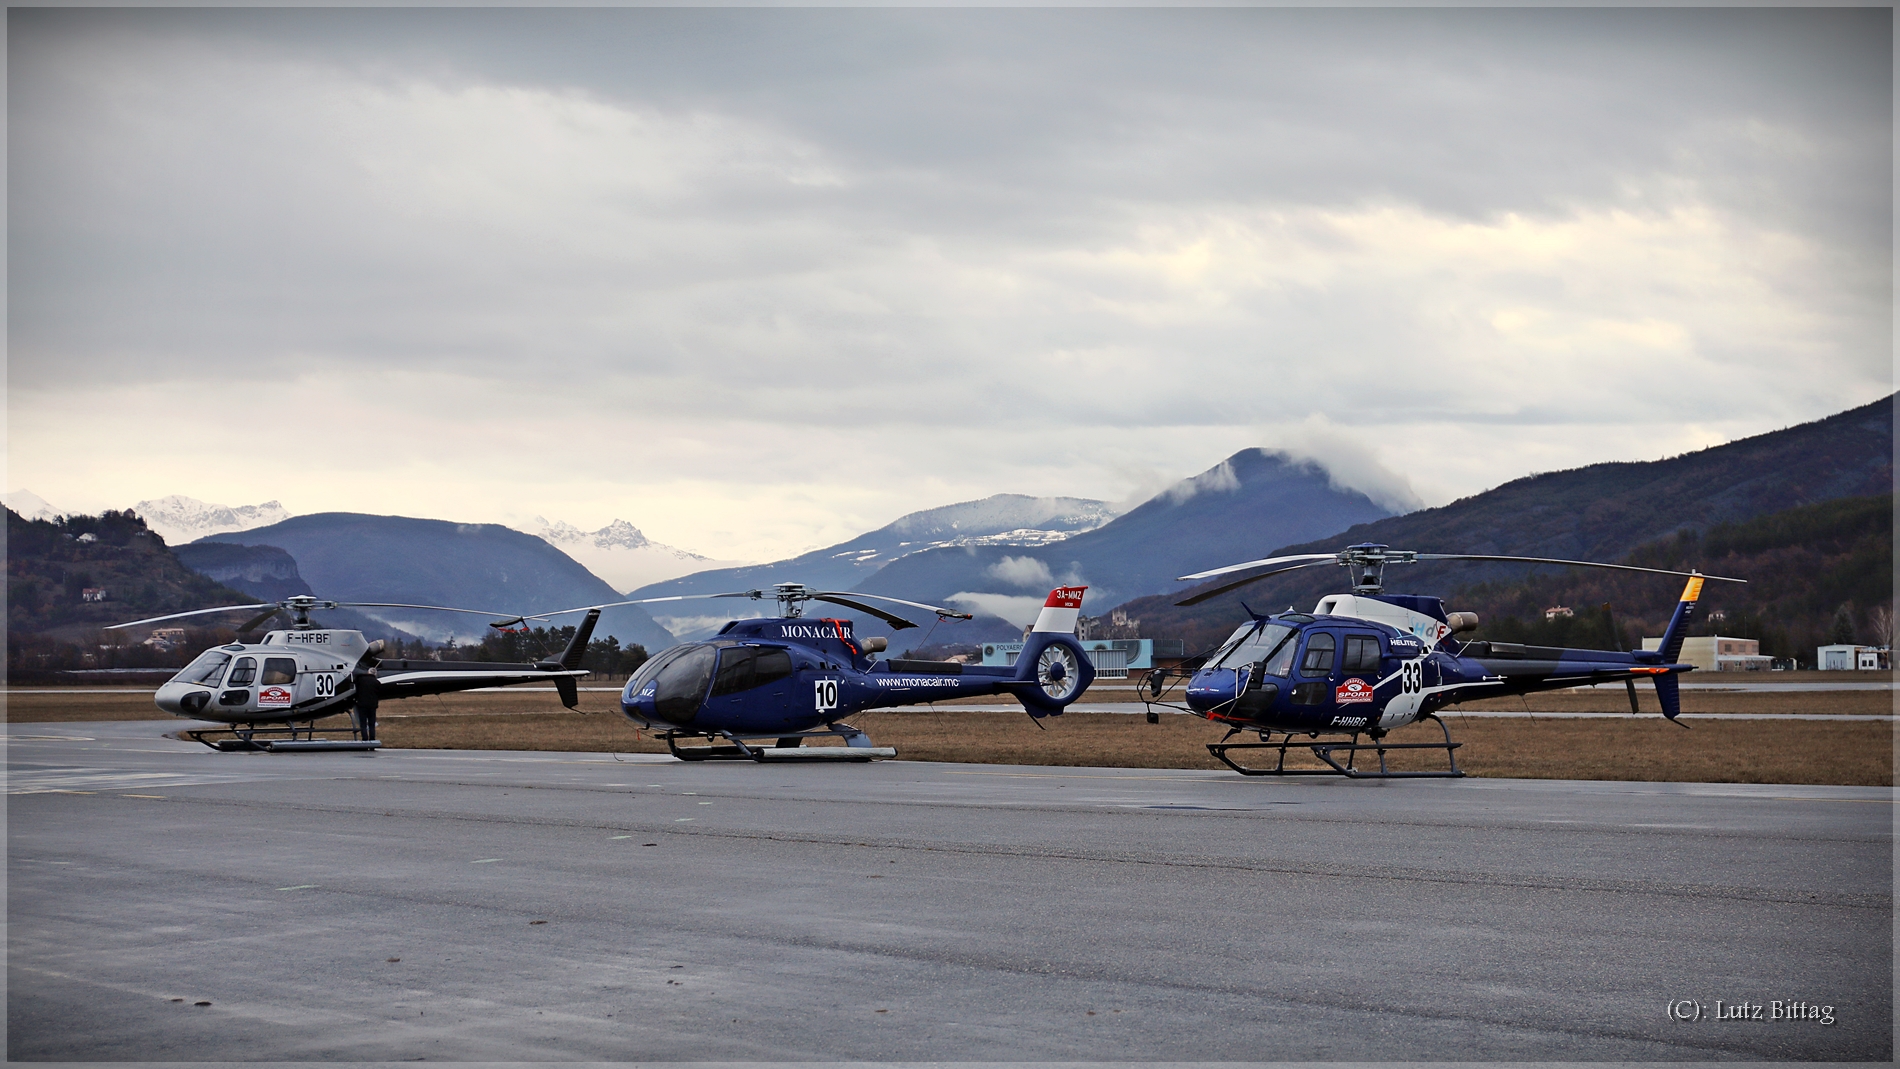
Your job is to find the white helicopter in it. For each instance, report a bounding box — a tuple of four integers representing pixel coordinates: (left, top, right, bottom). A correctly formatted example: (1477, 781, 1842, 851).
(107, 595, 600, 752)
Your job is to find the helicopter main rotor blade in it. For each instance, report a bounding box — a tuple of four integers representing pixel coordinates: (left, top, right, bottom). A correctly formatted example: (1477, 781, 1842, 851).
(237, 607, 285, 633)
(807, 595, 918, 630)
(342, 601, 577, 620)
(1411, 554, 1746, 583)
(1174, 559, 1338, 607)
(105, 604, 277, 630)
(508, 591, 769, 622)
(812, 591, 975, 621)
(1176, 552, 1341, 583)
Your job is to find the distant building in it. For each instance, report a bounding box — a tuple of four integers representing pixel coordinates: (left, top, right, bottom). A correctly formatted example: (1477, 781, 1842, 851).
(1640, 635, 1772, 671)
(1816, 644, 1891, 671)
(1543, 605, 1574, 621)
(81, 587, 108, 603)
(143, 627, 188, 652)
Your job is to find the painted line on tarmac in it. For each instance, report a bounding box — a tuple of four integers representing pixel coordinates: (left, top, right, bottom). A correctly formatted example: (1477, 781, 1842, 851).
(937, 704, 1895, 720)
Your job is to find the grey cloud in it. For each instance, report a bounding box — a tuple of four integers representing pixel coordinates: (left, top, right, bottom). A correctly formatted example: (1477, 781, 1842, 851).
(7, 7, 1890, 550)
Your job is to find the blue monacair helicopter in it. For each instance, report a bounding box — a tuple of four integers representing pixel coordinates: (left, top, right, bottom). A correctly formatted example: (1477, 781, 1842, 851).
(533, 583, 1097, 761)
(1142, 543, 1745, 778)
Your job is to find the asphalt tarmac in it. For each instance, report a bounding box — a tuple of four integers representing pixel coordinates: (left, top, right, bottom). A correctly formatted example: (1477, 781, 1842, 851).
(9, 721, 1892, 1061)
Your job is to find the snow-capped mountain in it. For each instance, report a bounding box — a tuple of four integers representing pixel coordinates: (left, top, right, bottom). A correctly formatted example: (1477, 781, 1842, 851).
(4, 489, 65, 522)
(625, 494, 1123, 639)
(518, 517, 749, 594)
(132, 495, 291, 546)
(870, 495, 1120, 558)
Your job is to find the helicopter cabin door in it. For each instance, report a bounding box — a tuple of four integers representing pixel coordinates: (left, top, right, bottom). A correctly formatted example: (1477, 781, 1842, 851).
(707, 645, 796, 728)
(1333, 632, 1384, 730)
(1287, 631, 1336, 720)
(219, 656, 258, 710)
(255, 657, 300, 715)
(1286, 629, 1383, 730)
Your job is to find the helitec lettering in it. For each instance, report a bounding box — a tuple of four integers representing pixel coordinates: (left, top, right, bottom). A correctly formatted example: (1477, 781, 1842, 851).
(875, 677, 960, 688)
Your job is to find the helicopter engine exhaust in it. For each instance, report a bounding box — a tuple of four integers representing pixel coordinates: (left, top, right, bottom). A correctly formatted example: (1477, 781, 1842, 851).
(1446, 612, 1479, 634)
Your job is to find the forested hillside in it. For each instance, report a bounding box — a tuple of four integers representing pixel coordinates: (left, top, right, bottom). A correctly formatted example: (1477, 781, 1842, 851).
(1114, 494, 1890, 660)
(1454, 493, 1892, 661)
(1110, 395, 1892, 655)
(6, 507, 257, 669)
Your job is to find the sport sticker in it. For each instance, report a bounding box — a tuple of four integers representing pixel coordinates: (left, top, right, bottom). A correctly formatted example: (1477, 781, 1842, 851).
(1335, 678, 1375, 705)
(257, 685, 294, 708)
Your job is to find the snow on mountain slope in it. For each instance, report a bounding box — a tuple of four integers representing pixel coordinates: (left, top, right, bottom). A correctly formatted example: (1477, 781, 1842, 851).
(519, 517, 749, 594)
(869, 495, 1120, 558)
(626, 493, 1120, 640)
(4, 489, 65, 522)
(133, 495, 291, 546)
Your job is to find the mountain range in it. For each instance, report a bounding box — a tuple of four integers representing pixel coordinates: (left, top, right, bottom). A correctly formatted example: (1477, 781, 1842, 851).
(625, 494, 1122, 640)
(18, 394, 1889, 664)
(1117, 393, 1895, 652)
(848, 450, 1396, 628)
(517, 517, 747, 593)
(199, 514, 676, 651)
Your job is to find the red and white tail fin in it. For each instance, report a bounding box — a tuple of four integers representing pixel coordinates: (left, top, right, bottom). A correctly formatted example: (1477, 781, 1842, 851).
(1030, 586, 1087, 633)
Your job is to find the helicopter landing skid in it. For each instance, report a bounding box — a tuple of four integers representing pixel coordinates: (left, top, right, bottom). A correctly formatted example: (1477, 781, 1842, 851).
(1207, 715, 1464, 778)
(181, 719, 381, 754)
(661, 727, 896, 763)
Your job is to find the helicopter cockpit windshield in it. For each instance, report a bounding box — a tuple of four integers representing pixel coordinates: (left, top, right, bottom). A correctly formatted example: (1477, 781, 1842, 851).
(172, 649, 233, 688)
(628, 644, 720, 723)
(1208, 621, 1297, 673)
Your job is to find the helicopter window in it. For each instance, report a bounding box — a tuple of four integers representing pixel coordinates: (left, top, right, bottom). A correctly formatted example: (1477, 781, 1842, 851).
(629, 645, 691, 691)
(260, 658, 298, 686)
(712, 647, 797, 696)
(1210, 623, 1295, 671)
(226, 657, 257, 688)
(175, 651, 232, 687)
(651, 644, 718, 722)
(1343, 635, 1381, 674)
(1298, 632, 1336, 677)
(1262, 634, 1299, 678)
(755, 648, 793, 686)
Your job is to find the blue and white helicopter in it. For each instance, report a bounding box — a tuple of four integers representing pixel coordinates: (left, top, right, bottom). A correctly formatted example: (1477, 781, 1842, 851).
(1144, 543, 1745, 777)
(535, 583, 1097, 761)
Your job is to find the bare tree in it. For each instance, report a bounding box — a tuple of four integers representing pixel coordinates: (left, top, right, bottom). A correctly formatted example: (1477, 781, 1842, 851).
(1868, 604, 1893, 647)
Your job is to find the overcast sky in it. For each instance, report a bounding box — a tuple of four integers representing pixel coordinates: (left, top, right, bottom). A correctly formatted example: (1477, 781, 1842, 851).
(9, 7, 1892, 561)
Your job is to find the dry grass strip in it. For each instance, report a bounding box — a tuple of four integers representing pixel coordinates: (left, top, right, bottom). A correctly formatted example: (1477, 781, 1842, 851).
(7, 686, 1891, 786)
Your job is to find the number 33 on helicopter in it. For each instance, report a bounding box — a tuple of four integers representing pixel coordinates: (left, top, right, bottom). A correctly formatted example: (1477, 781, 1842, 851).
(1144, 544, 1744, 778)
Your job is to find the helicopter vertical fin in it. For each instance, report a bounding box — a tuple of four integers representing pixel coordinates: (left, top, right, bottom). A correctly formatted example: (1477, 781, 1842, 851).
(556, 609, 601, 670)
(1655, 574, 1704, 665)
(1653, 673, 1681, 721)
(1031, 586, 1088, 633)
(1650, 575, 1705, 722)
